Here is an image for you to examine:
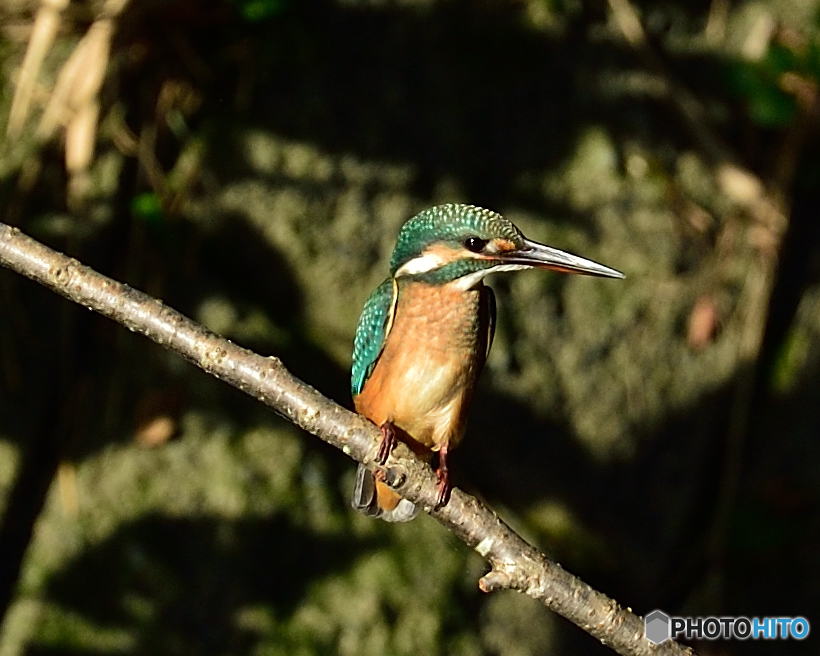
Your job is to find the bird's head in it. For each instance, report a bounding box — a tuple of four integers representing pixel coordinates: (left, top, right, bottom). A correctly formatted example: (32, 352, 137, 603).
(389, 204, 623, 289)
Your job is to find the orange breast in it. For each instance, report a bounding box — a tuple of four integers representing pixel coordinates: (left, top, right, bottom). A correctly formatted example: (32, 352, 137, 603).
(354, 280, 489, 453)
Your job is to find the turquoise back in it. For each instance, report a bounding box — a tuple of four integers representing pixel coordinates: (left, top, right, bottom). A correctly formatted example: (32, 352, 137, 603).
(351, 279, 395, 397)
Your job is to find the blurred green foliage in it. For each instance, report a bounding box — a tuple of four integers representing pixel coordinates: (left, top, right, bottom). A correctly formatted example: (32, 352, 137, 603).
(728, 16, 820, 127)
(131, 192, 165, 225)
(729, 48, 799, 127)
(233, 0, 288, 22)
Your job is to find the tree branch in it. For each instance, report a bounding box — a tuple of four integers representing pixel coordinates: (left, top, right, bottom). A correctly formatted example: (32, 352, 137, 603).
(0, 221, 693, 656)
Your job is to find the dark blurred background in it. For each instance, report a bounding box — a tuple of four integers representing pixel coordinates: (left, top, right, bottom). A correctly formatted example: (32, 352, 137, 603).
(0, 0, 819, 654)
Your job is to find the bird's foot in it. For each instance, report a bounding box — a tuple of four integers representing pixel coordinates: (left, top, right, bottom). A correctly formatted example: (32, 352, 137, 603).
(375, 421, 397, 465)
(434, 444, 451, 509)
(435, 471, 450, 509)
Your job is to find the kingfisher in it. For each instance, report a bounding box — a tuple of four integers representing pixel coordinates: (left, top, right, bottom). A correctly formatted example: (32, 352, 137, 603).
(350, 204, 623, 522)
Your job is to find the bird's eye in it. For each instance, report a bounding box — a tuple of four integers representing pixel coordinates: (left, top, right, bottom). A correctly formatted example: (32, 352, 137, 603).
(464, 237, 487, 253)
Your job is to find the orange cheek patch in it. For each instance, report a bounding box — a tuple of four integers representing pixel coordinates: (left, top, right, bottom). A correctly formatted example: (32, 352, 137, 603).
(492, 238, 517, 253)
(423, 243, 464, 265)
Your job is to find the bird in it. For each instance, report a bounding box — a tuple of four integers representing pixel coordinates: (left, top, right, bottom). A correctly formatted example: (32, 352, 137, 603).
(350, 204, 623, 521)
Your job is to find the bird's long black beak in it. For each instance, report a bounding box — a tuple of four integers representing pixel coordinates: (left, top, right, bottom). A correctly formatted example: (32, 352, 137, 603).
(501, 238, 624, 279)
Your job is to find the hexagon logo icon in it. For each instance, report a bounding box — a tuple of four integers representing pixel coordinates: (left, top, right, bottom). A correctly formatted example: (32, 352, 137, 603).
(645, 610, 671, 644)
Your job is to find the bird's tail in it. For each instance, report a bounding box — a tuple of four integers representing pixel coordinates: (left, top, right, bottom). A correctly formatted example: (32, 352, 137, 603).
(351, 464, 419, 522)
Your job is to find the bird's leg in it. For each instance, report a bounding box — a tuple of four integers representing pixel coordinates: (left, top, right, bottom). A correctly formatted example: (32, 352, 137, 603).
(435, 443, 451, 509)
(375, 420, 397, 465)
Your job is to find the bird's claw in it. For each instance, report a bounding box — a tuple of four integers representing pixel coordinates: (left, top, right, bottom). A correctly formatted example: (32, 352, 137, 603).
(434, 444, 451, 509)
(435, 470, 450, 509)
(376, 421, 397, 465)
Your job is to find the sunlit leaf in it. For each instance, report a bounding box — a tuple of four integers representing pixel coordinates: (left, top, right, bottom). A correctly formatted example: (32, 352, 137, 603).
(747, 85, 797, 126)
(131, 192, 164, 225)
(234, 0, 287, 22)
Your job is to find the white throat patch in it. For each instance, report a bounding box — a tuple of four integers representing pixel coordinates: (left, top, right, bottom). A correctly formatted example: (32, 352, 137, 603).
(395, 252, 448, 276)
(451, 263, 530, 291)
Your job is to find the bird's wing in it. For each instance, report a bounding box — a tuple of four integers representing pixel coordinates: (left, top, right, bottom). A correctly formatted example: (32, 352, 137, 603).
(351, 278, 399, 397)
(482, 284, 496, 361)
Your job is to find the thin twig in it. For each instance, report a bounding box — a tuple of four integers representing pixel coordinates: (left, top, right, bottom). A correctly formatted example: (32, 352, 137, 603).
(6, 0, 69, 139)
(0, 222, 693, 656)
